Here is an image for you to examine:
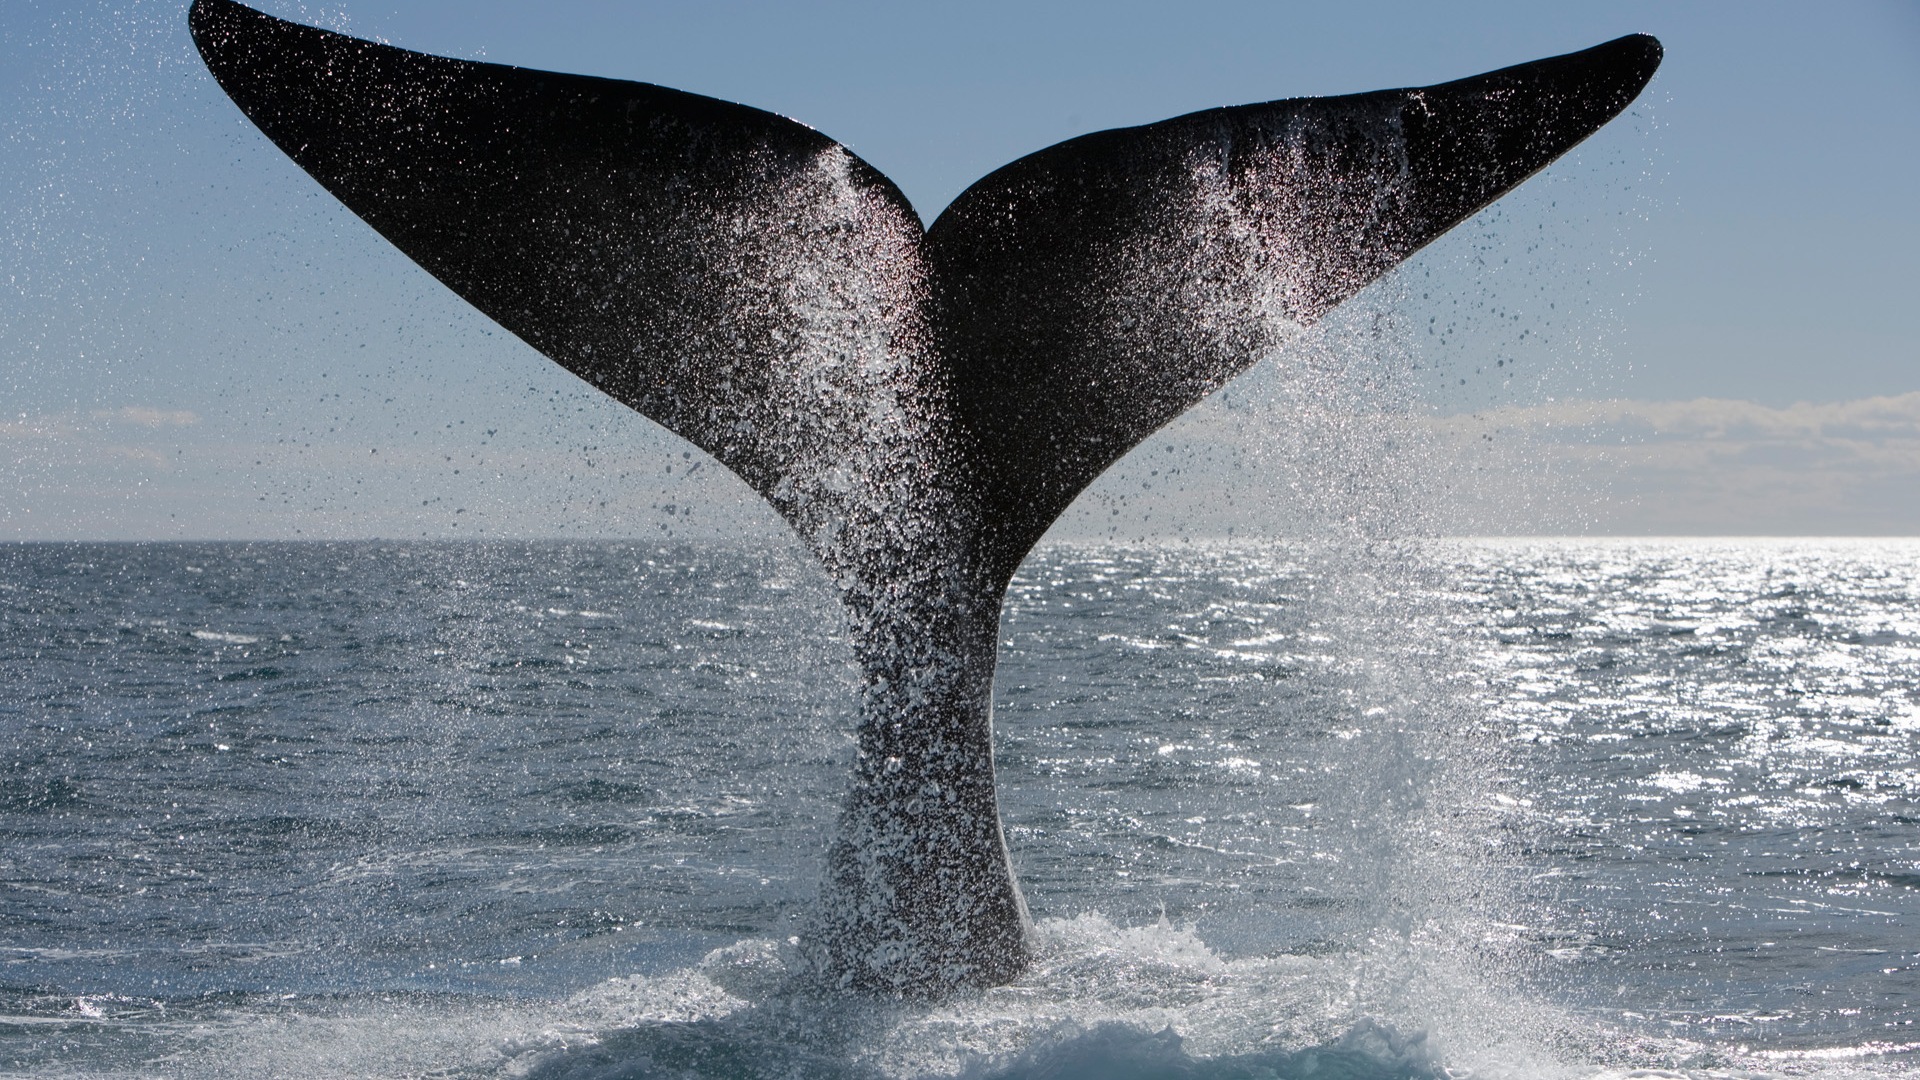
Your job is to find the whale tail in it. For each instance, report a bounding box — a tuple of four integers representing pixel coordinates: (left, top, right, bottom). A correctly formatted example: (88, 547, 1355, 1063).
(190, 0, 1657, 583)
(191, 0, 1658, 995)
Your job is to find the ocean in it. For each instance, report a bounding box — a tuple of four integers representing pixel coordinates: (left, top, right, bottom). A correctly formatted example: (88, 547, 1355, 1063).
(2, 537, 1914, 1078)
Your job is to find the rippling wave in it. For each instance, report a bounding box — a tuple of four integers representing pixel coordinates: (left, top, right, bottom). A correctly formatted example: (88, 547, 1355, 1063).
(1, 539, 1913, 1077)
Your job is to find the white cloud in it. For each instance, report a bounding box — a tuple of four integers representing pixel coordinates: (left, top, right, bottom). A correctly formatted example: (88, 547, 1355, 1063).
(1426, 392, 1920, 534)
(93, 406, 199, 428)
(7, 390, 1918, 540)
(1438, 391, 1920, 444)
(3, 405, 201, 439)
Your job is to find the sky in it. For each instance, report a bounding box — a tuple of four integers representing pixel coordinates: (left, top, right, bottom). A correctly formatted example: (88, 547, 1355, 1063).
(2, 0, 1917, 540)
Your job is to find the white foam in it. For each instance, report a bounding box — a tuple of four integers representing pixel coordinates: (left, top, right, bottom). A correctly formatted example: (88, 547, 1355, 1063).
(32, 917, 1916, 1080)
(191, 630, 260, 644)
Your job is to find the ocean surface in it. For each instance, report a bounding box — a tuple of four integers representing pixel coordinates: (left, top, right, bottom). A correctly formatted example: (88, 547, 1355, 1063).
(2, 538, 1914, 1079)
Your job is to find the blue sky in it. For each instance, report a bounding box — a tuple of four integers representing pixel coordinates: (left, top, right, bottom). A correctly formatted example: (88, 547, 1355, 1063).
(3, 0, 1916, 539)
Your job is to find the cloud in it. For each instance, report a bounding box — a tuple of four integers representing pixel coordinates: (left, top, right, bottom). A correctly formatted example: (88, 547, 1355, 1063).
(7, 389, 1918, 539)
(1427, 392, 1920, 534)
(1440, 391, 1920, 444)
(93, 406, 199, 428)
(0, 415, 73, 439)
(2, 405, 201, 439)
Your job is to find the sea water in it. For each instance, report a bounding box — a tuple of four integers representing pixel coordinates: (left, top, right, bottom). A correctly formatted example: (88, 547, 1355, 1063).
(1, 538, 1914, 1078)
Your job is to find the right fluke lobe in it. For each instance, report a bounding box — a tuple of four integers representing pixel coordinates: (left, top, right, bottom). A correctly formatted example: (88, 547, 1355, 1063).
(930, 34, 1662, 585)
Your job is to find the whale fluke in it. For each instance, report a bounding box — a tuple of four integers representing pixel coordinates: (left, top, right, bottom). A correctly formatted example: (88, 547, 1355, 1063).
(931, 35, 1662, 583)
(190, 0, 1658, 996)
